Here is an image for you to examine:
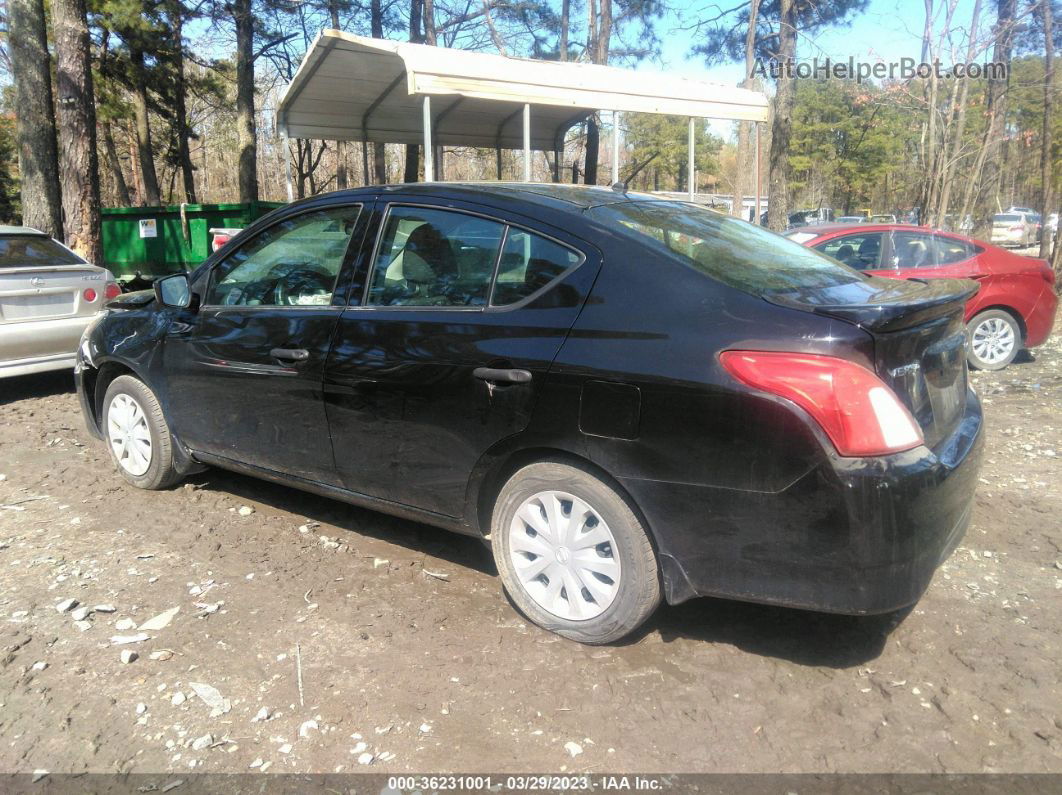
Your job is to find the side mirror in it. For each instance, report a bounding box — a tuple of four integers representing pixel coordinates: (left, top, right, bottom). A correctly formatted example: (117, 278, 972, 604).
(154, 273, 193, 309)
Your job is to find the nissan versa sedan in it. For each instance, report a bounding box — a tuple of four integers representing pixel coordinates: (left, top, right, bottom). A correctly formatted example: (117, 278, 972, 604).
(1, 226, 120, 378)
(787, 223, 1057, 370)
(76, 184, 984, 644)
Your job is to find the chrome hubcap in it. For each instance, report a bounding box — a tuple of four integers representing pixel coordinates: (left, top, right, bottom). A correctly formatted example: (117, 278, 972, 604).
(971, 318, 1015, 365)
(107, 393, 152, 476)
(508, 490, 620, 621)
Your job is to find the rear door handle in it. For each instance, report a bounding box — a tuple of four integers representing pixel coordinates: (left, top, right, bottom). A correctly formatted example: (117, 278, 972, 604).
(270, 347, 310, 362)
(473, 367, 532, 384)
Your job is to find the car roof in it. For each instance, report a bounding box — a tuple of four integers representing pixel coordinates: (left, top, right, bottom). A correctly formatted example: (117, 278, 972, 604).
(307, 182, 674, 215)
(790, 223, 906, 236)
(0, 225, 47, 236)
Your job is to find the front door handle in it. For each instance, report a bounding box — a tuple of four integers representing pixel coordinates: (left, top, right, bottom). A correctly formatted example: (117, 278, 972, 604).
(473, 367, 532, 384)
(270, 347, 310, 362)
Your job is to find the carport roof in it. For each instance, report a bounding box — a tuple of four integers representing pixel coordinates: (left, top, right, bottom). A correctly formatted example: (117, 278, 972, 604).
(276, 31, 770, 150)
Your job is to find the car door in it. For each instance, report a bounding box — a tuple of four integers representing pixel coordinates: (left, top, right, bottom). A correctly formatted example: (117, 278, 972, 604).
(323, 199, 600, 517)
(163, 202, 368, 483)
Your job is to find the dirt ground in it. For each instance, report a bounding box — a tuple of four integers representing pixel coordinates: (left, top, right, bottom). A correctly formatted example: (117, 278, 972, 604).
(1, 310, 1060, 778)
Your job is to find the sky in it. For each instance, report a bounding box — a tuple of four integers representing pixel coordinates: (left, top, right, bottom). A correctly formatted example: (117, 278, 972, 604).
(646, 0, 983, 136)
(654, 0, 985, 85)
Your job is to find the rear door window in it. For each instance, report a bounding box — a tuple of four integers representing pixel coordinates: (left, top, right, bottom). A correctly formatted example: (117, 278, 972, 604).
(890, 231, 937, 268)
(0, 235, 85, 267)
(367, 206, 505, 307)
(932, 235, 979, 264)
(592, 201, 864, 295)
(813, 233, 885, 270)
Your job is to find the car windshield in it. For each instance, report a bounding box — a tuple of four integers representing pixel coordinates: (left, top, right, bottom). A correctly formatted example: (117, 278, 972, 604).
(590, 201, 863, 295)
(0, 234, 85, 267)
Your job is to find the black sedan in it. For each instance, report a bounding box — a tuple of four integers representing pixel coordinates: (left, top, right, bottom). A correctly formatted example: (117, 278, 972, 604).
(76, 184, 984, 644)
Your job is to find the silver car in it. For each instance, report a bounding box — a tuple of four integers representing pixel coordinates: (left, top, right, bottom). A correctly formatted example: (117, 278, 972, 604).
(0, 226, 119, 378)
(990, 213, 1037, 247)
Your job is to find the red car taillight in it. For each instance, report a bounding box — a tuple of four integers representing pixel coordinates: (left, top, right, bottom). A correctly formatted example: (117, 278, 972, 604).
(719, 351, 924, 457)
(83, 287, 97, 302)
(212, 233, 232, 252)
(104, 281, 122, 300)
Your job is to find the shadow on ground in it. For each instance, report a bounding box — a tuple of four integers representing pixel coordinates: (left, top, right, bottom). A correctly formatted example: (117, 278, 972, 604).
(645, 596, 906, 668)
(1, 371, 76, 406)
(185, 466, 496, 576)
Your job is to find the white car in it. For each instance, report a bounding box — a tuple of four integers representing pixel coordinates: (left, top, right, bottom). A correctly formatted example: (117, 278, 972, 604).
(0, 226, 120, 378)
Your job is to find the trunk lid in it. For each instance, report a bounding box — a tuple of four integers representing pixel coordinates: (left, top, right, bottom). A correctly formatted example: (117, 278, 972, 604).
(0, 265, 112, 322)
(768, 276, 979, 449)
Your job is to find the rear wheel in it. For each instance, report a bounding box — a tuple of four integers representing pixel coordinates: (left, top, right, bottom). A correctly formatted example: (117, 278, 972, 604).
(102, 375, 181, 490)
(491, 461, 661, 644)
(966, 309, 1021, 371)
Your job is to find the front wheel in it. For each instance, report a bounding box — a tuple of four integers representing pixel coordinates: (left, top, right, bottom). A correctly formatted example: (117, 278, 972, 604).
(491, 461, 661, 644)
(966, 309, 1021, 371)
(102, 375, 182, 490)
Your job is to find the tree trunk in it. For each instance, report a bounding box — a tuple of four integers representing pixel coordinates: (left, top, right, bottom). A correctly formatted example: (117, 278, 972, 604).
(404, 146, 420, 182)
(970, 0, 1017, 237)
(1039, 0, 1055, 259)
(130, 48, 161, 206)
(405, 0, 423, 181)
(170, 11, 197, 203)
(8, 0, 63, 237)
(766, 0, 797, 232)
(584, 117, 599, 185)
(732, 0, 760, 217)
(103, 123, 132, 206)
(934, 0, 982, 226)
(559, 0, 569, 60)
(234, 0, 258, 203)
(52, 0, 101, 263)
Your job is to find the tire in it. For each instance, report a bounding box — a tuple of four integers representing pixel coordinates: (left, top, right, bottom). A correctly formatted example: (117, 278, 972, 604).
(491, 461, 661, 644)
(966, 309, 1021, 371)
(102, 375, 182, 490)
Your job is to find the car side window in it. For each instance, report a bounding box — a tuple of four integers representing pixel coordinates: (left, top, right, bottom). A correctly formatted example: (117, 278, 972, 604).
(492, 229, 583, 306)
(890, 231, 937, 269)
(812, 233, 885, 270)
(933, 235, 978, 264)
(367, 206, 505, 307)
(206, 205, 361, 307)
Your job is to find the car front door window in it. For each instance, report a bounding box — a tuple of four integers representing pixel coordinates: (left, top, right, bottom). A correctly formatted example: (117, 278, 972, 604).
(812, 233, 885, 270)
(207, 206, 362, 307)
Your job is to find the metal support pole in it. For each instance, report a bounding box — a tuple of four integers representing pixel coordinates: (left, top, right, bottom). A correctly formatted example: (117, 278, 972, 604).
(523, 103, 532, 182)
(422, 96, 433, 182)
(753, 122, 761, 224)
(284, 133, 294, 202)
(687, 118, 695, 201)
(611, 111, 620, 185)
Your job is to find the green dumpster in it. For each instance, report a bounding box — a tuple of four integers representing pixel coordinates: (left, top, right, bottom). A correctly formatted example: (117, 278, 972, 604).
(101, 201, 285, 281)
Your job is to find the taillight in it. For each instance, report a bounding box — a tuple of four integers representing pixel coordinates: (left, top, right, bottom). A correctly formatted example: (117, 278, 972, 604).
(212, 233, 231, 252)
(1009, 225, 1022, 232)
(83, 287, 97, 302)
(719, 351, 924, 457)
(104, 282, 122, 300)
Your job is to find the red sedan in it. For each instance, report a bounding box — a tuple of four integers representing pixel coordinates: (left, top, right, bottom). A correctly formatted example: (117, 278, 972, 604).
(787, 224, 1057, 370)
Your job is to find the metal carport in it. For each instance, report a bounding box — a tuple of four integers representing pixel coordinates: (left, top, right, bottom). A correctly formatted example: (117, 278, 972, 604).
(277, 31, 769, 204)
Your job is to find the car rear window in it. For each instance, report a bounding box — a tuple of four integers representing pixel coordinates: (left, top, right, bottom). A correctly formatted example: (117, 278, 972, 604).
(994, 214, 1021, 222)
(0, 235, 85, 267)
(591, 201, 863, 295)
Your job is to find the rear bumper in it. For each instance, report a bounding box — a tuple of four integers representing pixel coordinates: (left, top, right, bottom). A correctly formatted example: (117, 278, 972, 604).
(1024, 284, 1058, 349)
(622, 388, 984, 614)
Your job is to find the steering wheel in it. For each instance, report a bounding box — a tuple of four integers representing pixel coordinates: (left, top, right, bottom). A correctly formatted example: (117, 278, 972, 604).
(269, 263, 333, 306)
